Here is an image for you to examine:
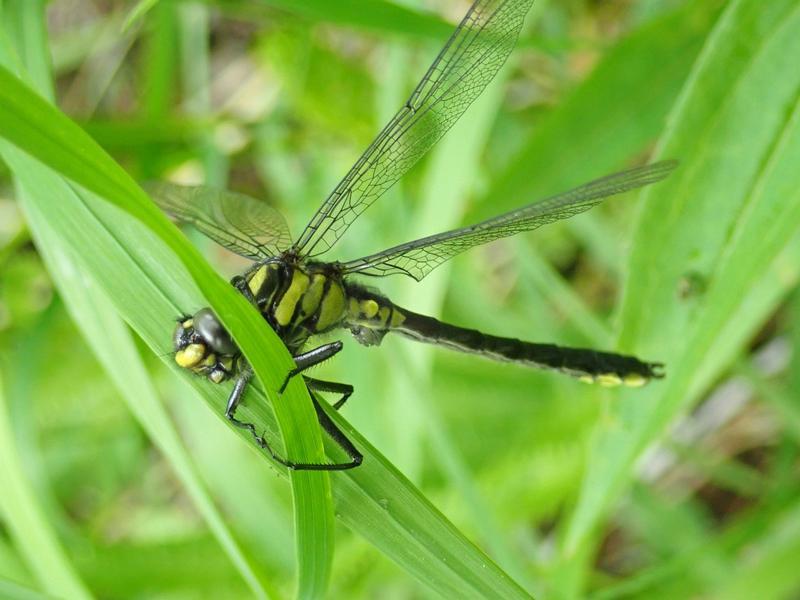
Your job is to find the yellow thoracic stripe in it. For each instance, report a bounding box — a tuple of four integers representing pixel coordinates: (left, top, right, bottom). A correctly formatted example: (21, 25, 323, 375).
(274, 269, 310, 326)
(247, 265, 268, 296)
(301, 274, 327, 320)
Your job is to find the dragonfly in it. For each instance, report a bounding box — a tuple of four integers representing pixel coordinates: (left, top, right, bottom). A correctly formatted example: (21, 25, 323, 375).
(150, 0, 675, 471)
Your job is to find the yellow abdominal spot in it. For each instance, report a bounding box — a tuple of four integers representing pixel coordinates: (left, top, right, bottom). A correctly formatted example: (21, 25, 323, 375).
(275, 270, 310, 326)
(361, 299, 379, 319)
(175, 343, 205, 368)
(390, 308, 406, 328)
(623, 373, 647, 387)
(596, 373, 622, 387)
(182, 319, 193, 329)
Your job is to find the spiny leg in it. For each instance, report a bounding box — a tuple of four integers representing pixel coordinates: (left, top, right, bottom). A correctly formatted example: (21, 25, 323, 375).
(279, 341, 344, 394)
(224, 368, 298, 468)
(289, 392, 362, 471)
(224, 364, 362, 470)
(303, 376, 353, 410)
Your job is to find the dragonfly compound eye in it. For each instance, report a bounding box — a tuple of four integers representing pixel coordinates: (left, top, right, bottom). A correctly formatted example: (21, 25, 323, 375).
(193, 308, 238, 355)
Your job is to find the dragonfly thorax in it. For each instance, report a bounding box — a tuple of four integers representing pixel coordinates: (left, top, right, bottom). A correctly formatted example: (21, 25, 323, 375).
(243, 260, 350, 351)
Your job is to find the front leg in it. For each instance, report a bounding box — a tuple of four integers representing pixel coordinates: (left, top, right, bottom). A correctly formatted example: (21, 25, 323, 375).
(279, 341, 344, 393)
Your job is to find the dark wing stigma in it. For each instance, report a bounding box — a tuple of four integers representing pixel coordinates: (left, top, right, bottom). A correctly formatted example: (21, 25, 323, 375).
(292, 0, 536, 259)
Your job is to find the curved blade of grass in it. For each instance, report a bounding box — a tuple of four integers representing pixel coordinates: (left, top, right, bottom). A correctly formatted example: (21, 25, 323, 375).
(565, 0, 800, 560)
(3, 4, 277, 595)
(0, 55, 334, 599)
(0, 31, 530, 600)
(0, 369, 91, 599)
(17, 179, 275, 599)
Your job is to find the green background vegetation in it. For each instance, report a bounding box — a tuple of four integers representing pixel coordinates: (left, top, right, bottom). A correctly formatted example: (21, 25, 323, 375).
(1, 0, 799, 598)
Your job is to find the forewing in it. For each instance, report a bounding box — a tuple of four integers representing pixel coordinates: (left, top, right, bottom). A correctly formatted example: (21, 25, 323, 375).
(341, 161, 678, 281)
(293, 0, 535, 258)
(147, 182, 291, 260)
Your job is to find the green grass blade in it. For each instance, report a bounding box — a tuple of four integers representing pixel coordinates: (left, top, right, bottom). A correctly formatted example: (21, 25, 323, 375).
(565, 0, 800, 560)
(3, 3, 278, 595)
(0, 368, 91, 599)
(15, 176, 275, 600)
(0, 46, 334, 600)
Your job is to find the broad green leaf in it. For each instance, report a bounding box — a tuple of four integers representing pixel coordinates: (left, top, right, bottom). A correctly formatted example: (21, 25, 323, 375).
(565, 0, 800, 565)
(3, 3, 274, 596)
(0, 31, 334, 600)
(14, 172, 276, 600)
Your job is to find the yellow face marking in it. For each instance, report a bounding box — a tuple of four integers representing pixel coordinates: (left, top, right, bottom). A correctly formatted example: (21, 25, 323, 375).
(317, 282, 346, 331)
(247, 266, 268, 296)
(175, 343, 205, 368)
(274, 270, 310, 326)
(361, 299, 379, 319)
(301, 274, 326, 318)
(597, 373, 622, 387)
(623, 373, 647, 387)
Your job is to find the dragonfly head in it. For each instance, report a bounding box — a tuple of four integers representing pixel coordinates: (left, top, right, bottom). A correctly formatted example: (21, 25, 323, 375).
(173, 308, 239, 384)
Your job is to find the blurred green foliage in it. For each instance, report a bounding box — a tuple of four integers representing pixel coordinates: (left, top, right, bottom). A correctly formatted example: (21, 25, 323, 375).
(1, 0, 800, 598)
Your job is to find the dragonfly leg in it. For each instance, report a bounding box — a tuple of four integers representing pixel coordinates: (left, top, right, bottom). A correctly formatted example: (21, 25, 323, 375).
(279, 341, 344, 394)
(225, 371, 361, 470)
(303, 376, 354, 410)
(224, 368, 297, 467)
(303, 392, 363, 470)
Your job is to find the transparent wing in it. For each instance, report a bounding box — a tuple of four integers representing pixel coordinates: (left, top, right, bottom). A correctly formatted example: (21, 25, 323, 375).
(147, 182, 292, 260)
(340, 161, 678, 281)
(293, 0, 535, 258)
